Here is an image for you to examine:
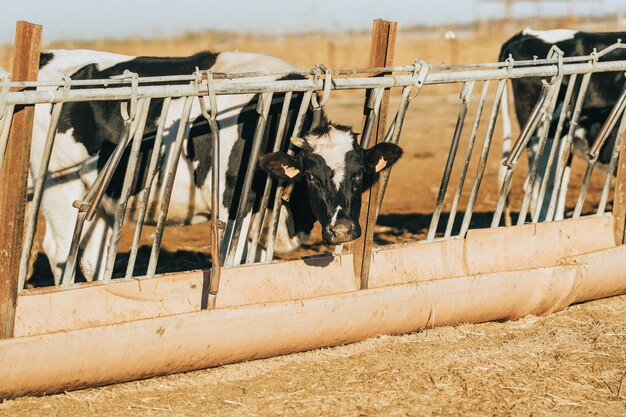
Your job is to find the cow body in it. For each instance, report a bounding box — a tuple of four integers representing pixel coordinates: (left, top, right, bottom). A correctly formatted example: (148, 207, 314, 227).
(33, 50, 402, 282)
(499, 29, 626, 220)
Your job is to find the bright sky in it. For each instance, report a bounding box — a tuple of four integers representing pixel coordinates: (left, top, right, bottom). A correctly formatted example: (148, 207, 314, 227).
(0, 0, 622, 44)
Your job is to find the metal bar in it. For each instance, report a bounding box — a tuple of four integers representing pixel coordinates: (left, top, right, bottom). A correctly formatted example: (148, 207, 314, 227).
(0, 105, 16, 174)
(264, 90, 312, 262)
(124, 98, 171, 279)
(60, 212, 86, 287)
(246, 91, 293, 264)
(587, 81, 626, 159)
(102, 98, 151, 281)
(146, 96, 195, 278)
(532, 74, 578, 223)
(360, 87, 384, 148)
(224, 92, 274, 267)
(598, 109, 626, 215)
(573, 160, 597, 218)
(445, 81, 490, 238)
(492, 82, 553, 227)
(426, 81, 474, 241)
(546, 72, 592, 220)
(517, 79, 562, 225)
(460, 79, 506, 236)
(0, 21, 42, 339)
(7, 60, 626, 106)
(207, 115, 221, 308)
(17, 102, 64, 290)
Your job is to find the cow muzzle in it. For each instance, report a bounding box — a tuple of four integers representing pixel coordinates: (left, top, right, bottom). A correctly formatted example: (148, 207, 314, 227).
(323, 219, 360, 244)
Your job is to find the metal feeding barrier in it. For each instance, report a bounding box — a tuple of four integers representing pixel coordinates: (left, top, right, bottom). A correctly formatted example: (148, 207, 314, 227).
(1, 42, 626, 294)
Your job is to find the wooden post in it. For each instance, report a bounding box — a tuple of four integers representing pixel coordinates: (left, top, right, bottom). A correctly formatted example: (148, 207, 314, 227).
(352, 19, 396, 289)
(0, 21, 42, 339)
(613, 131, 626, 245)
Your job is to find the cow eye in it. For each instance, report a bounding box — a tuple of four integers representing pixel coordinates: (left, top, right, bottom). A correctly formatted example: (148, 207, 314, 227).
(305, 172, 319, 183)
(352, 175, 362, 190)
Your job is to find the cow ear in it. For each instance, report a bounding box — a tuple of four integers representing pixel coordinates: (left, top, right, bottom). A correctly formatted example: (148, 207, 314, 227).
(259, 152, 303, 181)
(363, 143, 403, 173)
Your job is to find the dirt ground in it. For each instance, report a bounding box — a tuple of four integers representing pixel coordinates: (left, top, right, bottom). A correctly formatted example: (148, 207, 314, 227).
(2, 295, 624, 416)
(9, 21, 626, 416)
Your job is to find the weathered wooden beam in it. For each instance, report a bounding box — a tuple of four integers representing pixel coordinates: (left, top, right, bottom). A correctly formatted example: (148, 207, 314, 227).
(352, 19, 397, 289)
(0, 21, 42, 339)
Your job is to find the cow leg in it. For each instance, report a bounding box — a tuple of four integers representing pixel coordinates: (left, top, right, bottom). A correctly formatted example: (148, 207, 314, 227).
(79, 208, 112, 281)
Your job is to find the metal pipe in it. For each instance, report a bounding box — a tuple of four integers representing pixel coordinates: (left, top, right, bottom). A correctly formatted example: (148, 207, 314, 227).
(532, 74, 578, 223)
(265, 91, 312, 262)
(207, 115, 222, 308)
(546, 72, 592, 220)
(246, 91, 293, 264)
(445, 81, 490, 238)
(124, 98, 171, 279)
(6, 60, 626, 106)
(426, 81, 475, 241)
(103, 99, 152, 281)
(460, 79, 506, 237)
(0, 105, 16, 174)
(597, 108, 626, 215)
(587, 80, 626, 159)
(146, 96, 195, 278)
(360, 88, 384, 149)
(224, 92, 274, 267)
(60, 212, 86, 287)
(516, 79, 562, 225)
(18, 102, 64, 290)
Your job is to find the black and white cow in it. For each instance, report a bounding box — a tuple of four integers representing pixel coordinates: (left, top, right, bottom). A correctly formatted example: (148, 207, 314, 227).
(33, 50, 402, 281)
(499, 28, 626, 220)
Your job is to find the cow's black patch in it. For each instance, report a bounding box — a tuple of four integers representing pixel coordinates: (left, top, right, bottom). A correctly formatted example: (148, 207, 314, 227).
(39, 52, 54, 69)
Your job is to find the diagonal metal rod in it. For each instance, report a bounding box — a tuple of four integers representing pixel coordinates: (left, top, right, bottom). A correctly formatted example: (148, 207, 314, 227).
(546, 72, 592, 221)
(124, 98, 171, 279)
(426, 81, 475, 241)
(598, 107, 626, 215)
(460, 78, 506, 236)
(532, 74, 578, 223)
(573, 80, 626, 217)
(146, 95, 195, 278)
(360, 87, 385, 148)
(18, 102, 64, 290)
(246, 91, 293, 264)
(492, 81, 553, 227)
(265, 90, 312, 262)
(224, 92, 274, 267)
(445, 81, 490, 238)
(517, 79, 563, 225)
(103, 98, 152, 282)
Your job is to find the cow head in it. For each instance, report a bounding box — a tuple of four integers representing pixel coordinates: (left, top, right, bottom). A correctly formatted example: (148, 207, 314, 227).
(259, 123, 402, 245)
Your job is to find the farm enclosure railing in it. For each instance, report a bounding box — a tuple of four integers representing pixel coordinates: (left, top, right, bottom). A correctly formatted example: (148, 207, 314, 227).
(0, 19, 626, 399)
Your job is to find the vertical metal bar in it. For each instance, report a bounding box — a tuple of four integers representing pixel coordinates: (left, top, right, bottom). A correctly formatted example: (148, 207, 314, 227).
(598, 108, 626, 215)
(546, 72, 592, 221)
(492, 81, 552, 227)
(102, 98, 151, 281)
(460, 78, 506, 237)
(224, 92, 274, 267)
(246, 91, 292, 264)
(207, 115, 221, 308)
(124, 98, 171, 279)
(264, 90, 312, 262)
(0, 105, 16, 174)
(0, 20, 42, 339)
(445, 81, 490, 238)
(426, 81, 474, 241)
(18, 102, 64, 289)
(146, 96, 195, 278)
(360, 87, 384, 148)
(517, 79, 562, 225)
(532, 74, 577, 223)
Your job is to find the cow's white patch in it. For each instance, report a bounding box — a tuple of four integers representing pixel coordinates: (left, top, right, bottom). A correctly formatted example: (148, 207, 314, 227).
(330, 206, 342, 226)
(522, 28, 578, 44)
(307, 127, 354, 189)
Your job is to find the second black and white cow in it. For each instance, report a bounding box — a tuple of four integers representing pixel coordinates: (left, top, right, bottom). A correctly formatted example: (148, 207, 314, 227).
(499, 29, 626, 220)
(34, 49, 402, 281)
